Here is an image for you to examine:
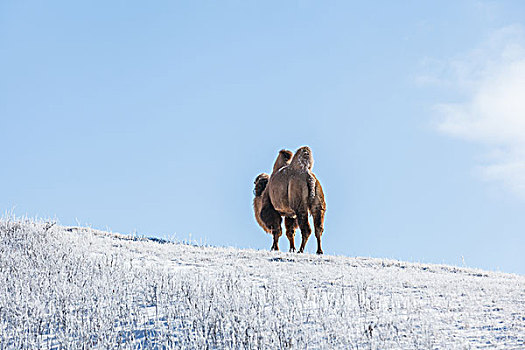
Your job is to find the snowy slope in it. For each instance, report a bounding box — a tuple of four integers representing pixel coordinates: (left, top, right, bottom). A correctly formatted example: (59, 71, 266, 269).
(0, 219, 524, 349)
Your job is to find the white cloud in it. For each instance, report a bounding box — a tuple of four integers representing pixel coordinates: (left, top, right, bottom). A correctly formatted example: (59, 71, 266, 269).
(430, 25, 525, 198)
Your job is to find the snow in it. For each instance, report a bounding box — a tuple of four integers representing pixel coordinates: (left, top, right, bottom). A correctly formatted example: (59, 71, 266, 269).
(1, 218, 524, 349)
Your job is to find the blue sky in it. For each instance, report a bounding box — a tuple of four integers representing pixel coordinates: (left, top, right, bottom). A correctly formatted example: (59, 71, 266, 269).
(1, 1, 524, 274)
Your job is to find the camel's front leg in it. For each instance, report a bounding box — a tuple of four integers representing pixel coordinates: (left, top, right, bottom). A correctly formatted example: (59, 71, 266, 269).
(271, 226, 282, 251)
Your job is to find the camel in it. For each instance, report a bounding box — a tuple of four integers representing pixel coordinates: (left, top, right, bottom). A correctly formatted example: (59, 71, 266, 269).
(258, 146, 326, 254)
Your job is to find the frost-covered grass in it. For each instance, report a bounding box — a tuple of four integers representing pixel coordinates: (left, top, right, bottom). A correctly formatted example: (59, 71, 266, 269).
(0, 218, 524, 349)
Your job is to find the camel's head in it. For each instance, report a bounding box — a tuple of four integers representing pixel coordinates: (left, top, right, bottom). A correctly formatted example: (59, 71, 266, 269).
(291, 146, 314, 171)
(254, 173, 270, 197)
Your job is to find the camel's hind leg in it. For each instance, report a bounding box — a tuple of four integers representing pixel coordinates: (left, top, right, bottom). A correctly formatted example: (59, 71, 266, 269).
(297, 212, 312, 253)
(313, 208, 325, 254)
(285, 217, 298, 252)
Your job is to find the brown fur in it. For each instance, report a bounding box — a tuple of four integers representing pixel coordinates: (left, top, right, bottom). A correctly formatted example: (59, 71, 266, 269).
(262, 146, 326, 254)
(253, 173, 271, 233)
(272, 149, 293, 173)
(252, 150, 294, 236)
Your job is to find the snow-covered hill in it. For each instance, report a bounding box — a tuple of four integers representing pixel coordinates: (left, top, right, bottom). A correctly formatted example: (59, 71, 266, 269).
(0, 219, 524, 349)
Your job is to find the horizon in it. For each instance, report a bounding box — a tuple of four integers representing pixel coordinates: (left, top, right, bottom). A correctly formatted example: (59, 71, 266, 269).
(1, 1, 524, 274)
